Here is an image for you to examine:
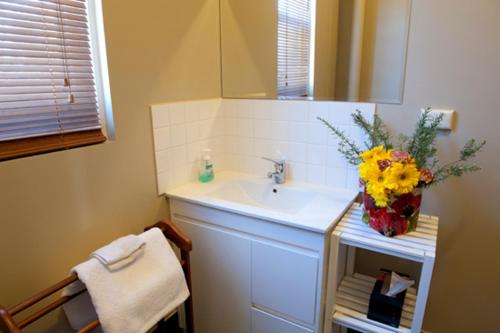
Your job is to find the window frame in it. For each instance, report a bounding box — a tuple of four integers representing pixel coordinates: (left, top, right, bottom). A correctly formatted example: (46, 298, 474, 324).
(0, 0, 114, 161)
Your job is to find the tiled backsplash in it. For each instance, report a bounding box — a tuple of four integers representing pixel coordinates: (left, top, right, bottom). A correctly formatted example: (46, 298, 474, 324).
(151, 98, 375, 194)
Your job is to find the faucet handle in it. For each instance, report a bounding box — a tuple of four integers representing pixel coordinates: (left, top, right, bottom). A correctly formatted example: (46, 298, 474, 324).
(261, 157, 285, 165)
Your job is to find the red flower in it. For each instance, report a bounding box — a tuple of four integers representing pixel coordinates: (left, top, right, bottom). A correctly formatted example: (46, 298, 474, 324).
(368, 207, 387, 231)
(363, 190, 376, 210)
(391, 192, 422, 218)
(368, 207, 409, 236)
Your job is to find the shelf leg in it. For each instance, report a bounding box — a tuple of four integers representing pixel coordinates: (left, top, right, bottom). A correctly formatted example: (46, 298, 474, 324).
(346, 247, 356, 276)
(412, 255, 435, 333)
(323, 232, 346, 333)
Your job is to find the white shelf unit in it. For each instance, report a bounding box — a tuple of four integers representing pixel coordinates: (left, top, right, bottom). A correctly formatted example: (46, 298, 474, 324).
(324, 203, 438, 333)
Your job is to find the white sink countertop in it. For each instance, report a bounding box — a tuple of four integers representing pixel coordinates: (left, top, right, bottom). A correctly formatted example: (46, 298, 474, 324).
(165, 171, 358, 233)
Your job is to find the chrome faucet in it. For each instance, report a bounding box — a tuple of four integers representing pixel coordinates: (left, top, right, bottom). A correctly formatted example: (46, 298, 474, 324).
(262, 157, 286, 184)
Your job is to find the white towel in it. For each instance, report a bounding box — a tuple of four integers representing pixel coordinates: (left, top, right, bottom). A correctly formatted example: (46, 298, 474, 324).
(62, 228, 190, 333)
(91, 234, 145, 268)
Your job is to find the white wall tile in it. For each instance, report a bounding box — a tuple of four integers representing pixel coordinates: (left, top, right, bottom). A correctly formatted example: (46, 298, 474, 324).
(186, 122, 200, 143)
(327, 146, 347, 168)
(157, 170, 171, 194)
(151, 104, 170, 128)
(153, 127, 170, 151)
(234, 118, 253, 137)
(272, 100, 288, 120)
(237, 100, 254, 118)
(170, 146, 187, 167)
(155, 150, 170, 173)
(286, 100, 309, 122)
(271, 141, 288, 159)
(307, 164, 326, 185)
(169, 102, 186, 124)
(254, 138, 272, 157)
(288, 122, 309, 143)
(307, 144, 327, 165)
(185, 101, 201, 122)
(307, 123, 328, 144)
(288, 142, 307, 163)
(170, 124, 186, 147)
(287, 162, 308, 182)
(346, 167, 361, 190)
(187, 141, 201, 163)
(271, 121, 289, 141)
(199, 119, 215, 140)
(326, 167, 347, 188)
(253, 100, 273, 119)
(254, 119, 272, 139)
(308, 101, 329, 122)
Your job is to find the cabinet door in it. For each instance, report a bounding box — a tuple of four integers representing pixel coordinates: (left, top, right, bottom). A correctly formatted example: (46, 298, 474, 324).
(251, 308, 313, 333)
(176, 219, 252, 333)
(251, 241, 319, 325)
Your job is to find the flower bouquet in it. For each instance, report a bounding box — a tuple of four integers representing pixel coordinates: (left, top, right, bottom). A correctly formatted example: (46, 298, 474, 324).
(319, 108, 485, 237)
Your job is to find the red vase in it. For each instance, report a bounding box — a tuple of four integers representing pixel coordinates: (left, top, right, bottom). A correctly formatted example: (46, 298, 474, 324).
(361, 188, 422, 237)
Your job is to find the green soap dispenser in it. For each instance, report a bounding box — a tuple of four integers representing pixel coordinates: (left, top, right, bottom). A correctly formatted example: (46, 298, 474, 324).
(199, 148, 214, 183)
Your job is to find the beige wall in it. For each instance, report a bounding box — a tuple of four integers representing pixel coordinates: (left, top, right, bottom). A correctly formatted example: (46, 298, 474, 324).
(335, 0, 410, 103)
(0, 1, 220, 331)
(313, 0, 339, 99)
(358, 0, 410, 103)
(220, 0, 277, 98)
(357, 0, 500, 332)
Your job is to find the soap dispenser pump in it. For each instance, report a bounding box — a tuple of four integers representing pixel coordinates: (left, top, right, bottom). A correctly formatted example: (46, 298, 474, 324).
(199, 148, 214, 183)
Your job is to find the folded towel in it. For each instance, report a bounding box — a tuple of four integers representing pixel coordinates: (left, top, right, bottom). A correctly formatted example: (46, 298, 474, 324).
(63, 228, 190, 333)
(91, 234, 145, 269)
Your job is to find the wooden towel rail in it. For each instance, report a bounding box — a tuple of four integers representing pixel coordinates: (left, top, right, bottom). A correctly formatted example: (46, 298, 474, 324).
(0, 220, 195, 333)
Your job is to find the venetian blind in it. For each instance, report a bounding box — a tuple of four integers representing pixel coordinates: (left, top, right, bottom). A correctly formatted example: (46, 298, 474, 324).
(0, 0, 105, 161)
(277, 0, 312, 97)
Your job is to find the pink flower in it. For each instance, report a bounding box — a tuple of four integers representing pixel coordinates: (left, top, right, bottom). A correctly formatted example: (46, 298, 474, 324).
(419, 168, 434, 184)
(390, 150, 413, 163)
(377, 159, 392, 171)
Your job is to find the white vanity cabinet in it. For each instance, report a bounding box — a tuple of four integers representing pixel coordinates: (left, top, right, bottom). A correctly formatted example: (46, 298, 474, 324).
(170, 198, 332, 333)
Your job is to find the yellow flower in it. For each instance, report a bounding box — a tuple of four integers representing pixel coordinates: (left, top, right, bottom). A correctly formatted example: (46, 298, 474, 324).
(360, 146, 392, 163)
(361, 161, 390, 206)
(358, 160, 379, 182)
(367, 182, 389, 207)
(383, 161, 420, 195)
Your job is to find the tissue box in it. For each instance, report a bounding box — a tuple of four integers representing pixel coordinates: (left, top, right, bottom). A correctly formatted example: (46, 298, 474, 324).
(367, 269, 408, 327)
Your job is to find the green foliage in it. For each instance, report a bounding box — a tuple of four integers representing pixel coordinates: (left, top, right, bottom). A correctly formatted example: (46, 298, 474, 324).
(404, 107, 444, 168)
(317, 117, 362, 165)
(318, 107, 485, 186)
(432, 139, 486, 184)
(351, 110, 393, 149)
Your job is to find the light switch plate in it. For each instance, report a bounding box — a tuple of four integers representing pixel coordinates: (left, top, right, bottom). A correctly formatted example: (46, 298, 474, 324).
(421, 108, 456, 130)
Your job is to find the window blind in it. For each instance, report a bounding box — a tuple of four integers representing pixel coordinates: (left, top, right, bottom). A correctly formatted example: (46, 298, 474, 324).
(277, 0, 312, 97)
(0, 0, 105, 161)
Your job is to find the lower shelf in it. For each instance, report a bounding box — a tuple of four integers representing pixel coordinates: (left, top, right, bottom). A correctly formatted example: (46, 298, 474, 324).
(332, 273, 416, 333)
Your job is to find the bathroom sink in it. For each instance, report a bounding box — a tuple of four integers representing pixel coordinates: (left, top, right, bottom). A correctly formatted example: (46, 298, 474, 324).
(166, 171, 358, 233)
(208, 179, 317, 214)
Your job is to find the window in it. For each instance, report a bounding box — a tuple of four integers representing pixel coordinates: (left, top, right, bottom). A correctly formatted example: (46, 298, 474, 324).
(0, 0, 112, 161)
(277, 0, 315, 97)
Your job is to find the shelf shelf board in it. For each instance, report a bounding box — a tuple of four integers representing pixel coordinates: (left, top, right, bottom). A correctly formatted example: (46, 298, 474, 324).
(334, 204, 438, 262)
(332, 273, 416, 333)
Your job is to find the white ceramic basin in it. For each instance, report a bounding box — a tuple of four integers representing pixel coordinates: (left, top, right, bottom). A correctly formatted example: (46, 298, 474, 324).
(166, 172, 358, 233)
(208, 179, 317, 214)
